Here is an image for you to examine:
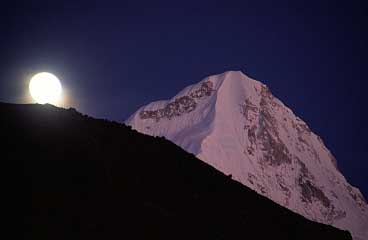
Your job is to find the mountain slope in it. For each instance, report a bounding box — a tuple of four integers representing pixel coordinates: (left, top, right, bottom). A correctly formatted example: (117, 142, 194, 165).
(127, 71, 367, 240)
(0, 102, 351, 240)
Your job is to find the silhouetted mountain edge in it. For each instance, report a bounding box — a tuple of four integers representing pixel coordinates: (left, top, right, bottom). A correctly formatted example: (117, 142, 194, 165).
(0, 103, 351, 239)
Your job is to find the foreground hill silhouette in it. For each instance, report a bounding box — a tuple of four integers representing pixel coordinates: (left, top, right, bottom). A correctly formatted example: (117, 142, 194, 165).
(0, 103, 351, 240)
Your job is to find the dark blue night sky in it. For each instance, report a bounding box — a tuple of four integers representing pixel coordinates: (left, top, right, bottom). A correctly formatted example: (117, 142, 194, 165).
(1, 1, 367, 196)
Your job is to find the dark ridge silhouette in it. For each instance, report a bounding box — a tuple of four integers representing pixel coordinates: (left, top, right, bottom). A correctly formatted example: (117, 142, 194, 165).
(0, 102, 351, 240)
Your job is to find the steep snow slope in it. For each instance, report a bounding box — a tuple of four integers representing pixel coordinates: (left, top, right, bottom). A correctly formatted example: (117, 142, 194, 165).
(126, 71, 368, 240)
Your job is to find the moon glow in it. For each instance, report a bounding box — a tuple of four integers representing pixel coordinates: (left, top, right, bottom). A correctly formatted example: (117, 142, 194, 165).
(29, 72, 62, 105)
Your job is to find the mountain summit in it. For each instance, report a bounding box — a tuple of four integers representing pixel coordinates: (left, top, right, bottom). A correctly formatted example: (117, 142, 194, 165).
(127, 71, 368, 240)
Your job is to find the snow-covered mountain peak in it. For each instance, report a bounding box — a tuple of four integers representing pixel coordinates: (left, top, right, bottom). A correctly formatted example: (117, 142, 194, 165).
(126, 71, 368, 240)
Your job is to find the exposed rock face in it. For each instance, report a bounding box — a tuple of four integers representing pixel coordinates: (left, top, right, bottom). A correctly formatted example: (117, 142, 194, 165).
(241, 86, 292, 167)
(139, 81, 213, 121)
(127, 71, 368, 240)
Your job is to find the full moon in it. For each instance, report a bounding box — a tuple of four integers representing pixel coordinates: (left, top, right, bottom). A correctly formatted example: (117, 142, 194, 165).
(29, 72, 62, 105)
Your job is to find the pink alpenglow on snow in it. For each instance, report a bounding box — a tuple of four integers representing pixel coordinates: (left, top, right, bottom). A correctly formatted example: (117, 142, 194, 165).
(126, 71, 368, 240)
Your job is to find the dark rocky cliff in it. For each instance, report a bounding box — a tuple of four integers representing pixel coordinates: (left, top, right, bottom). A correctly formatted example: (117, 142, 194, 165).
(0, 103, 351, 240)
